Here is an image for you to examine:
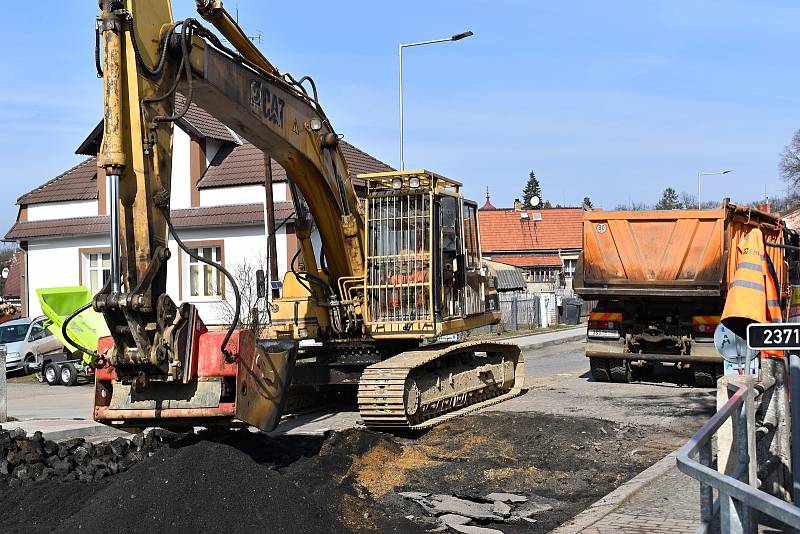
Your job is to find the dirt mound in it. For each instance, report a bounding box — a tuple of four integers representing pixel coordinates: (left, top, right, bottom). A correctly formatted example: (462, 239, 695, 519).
(0, 413, 681, 534)
(55, 440, 345, 534)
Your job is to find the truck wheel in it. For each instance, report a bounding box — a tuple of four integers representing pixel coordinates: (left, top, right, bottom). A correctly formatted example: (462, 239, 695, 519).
(60, 363, 79, 387)
(693, 364, 716, 388)
(631, 363, 654, 381)
(609, 360, 632, 383)
(44, 363, 61, 386)
(589, 358, 611, 382)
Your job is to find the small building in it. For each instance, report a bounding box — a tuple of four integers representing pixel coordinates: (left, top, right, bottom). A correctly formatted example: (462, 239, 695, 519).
(478, 192, 583, 291)
(4, 99, 392, 323)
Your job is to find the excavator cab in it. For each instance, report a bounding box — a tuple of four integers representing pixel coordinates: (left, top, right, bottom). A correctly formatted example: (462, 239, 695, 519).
(361, 171, 499, 340)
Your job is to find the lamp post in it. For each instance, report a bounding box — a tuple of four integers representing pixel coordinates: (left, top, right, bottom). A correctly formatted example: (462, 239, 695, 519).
(399, 31, 473, 170)
(697, 169, 732, 208)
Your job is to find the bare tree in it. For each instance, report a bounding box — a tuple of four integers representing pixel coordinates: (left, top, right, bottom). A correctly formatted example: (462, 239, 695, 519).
(614, 201, 651, 211)
(215, 255, 270, 338)
(780, 129, 800, 195)
(678, 191, 696, 209)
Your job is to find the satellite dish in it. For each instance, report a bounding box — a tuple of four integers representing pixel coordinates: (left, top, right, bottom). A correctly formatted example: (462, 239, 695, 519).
(714, 323, 748, 364)
(531, 196, 540, 207)
(1, 268, 8, 279)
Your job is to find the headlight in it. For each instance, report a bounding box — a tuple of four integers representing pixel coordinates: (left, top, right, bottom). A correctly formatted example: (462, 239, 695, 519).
(6, 351, 20, 361)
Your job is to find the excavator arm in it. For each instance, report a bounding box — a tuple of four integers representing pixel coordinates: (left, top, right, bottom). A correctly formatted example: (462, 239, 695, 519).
(91, 0, 365, 430)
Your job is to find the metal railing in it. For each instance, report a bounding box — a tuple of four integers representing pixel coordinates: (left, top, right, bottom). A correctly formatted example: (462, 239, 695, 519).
(677, 372, 800, 533)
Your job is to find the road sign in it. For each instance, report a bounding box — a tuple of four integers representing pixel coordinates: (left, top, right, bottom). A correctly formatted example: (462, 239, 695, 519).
(714, 323, 748, 364)
(747, 323, 800, 350)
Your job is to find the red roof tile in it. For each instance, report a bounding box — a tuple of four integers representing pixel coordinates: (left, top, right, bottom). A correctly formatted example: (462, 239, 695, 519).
(175, 93, 239, 143)
(479, 208, 583, 252)
(489, 254, 563, 268)
(198, 140, 393, 189)
(2, 250, 22, 299)
(4, 203, 293, 241)
(18, 158, 98, 205)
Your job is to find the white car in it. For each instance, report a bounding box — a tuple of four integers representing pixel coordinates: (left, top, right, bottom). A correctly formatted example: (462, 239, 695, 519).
(1, 316, 63, 374)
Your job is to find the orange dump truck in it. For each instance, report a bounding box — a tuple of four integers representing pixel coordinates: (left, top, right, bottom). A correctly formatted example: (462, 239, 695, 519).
(573, 201, 788, 386)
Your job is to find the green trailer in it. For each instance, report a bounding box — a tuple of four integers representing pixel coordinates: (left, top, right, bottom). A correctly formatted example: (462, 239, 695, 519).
(36, 286, 109, 386)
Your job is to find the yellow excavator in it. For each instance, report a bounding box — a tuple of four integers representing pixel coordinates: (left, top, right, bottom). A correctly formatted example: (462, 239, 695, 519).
(81, 0, 524, 432)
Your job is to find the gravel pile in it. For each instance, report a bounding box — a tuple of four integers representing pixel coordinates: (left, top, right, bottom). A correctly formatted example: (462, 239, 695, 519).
(0, 426, 183, 486)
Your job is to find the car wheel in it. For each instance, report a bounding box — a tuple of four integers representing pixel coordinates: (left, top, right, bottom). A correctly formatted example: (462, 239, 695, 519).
(23, 354, 37, 375)
(44, 363, 61, 386)
(60, 363, 78, 387)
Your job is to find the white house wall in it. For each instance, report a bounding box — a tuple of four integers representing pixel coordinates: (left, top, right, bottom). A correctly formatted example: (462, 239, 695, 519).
(27, 200, 98, 222)
(199, 185, 265, 207)
(26, 235, 108, 318)
(169, 127, 192, 210)
(25, 225, 273, 326)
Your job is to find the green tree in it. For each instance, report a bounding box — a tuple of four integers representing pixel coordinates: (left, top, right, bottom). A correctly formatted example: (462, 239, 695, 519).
(522, 171, 543, 209)
(655, 187, 681, 210)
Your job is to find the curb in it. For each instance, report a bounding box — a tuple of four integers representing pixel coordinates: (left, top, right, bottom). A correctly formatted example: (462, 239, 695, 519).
(516, 330, 586, 352)
(551, 449, 680, 534)
(3, 419, 127, 442)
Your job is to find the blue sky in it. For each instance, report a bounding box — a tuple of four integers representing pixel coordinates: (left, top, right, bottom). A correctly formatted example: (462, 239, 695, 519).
(1, 1, 799, 234)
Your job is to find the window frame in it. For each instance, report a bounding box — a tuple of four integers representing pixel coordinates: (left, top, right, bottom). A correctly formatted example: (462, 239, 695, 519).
(178, 239, 226, 301)
(79, 247, 111, 295)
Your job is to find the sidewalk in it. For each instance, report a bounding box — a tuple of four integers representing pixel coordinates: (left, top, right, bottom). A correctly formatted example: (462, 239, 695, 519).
(495, 325, 586, 351)
(554, 451, 700, 533)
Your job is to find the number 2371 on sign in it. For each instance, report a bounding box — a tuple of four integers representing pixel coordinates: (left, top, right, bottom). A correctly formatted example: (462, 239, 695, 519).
(747, 323, 800, 350)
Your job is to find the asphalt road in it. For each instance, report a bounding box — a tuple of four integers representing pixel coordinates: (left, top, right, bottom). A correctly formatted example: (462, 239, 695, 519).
(5, 340, 717, 438)
(494, 340, 717, 430)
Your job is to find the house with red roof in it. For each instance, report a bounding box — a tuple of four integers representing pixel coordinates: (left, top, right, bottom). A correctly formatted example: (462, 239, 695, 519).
(478, 193, 583, 290)
(3, 98, 391, 323)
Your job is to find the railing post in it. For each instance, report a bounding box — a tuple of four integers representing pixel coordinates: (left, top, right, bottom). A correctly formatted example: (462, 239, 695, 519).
(718, 377, 757, 533)
(790, 350, 800, 508)
(699, 441, 714, 527)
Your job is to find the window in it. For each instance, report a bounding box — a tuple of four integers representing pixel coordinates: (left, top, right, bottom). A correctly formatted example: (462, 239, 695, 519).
(563, 259, 577, 277)
(462, 203, 480, 269)
(87, 252, 110, 294)
(188, 246, 224, 297)
(28, 321, 46, 341)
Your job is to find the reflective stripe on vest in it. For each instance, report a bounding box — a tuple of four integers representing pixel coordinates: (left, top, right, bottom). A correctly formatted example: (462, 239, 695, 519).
(721, 228, 768, 336)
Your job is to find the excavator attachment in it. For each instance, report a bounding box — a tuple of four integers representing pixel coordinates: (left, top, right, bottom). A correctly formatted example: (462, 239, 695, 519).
(93, 330, 297, 432)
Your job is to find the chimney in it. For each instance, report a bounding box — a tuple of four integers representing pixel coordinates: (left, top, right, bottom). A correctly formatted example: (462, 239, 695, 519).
(513, 198, 522, 212)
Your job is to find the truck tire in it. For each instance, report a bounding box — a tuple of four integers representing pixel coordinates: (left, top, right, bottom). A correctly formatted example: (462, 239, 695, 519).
(60, 363, 79, 387)
(44, 363, 61, 386)
(609, 360, 632, 383)
(589, 358, 611, 382)
(631, 362, 654, 381)
(693, 364, 716, 388)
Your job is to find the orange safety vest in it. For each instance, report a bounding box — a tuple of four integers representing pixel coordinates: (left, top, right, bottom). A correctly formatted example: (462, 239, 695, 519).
(721, 228, 784, 357)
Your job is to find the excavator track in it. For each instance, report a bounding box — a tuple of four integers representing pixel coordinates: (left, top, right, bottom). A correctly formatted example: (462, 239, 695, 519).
(357, 340, 525, 430)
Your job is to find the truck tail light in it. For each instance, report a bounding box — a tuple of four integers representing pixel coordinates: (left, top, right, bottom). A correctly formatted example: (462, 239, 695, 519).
(692, 315, 720, 335)
(588, 312, 622, 331)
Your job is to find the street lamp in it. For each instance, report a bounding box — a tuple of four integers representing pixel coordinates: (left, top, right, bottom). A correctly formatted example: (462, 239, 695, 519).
(399, 31, 474, 170)
(697, 169, 732, 208)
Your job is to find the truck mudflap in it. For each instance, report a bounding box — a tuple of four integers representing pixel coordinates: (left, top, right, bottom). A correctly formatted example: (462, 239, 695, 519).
(93, 332, 297, 432)
(585, 338, 722, 363)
